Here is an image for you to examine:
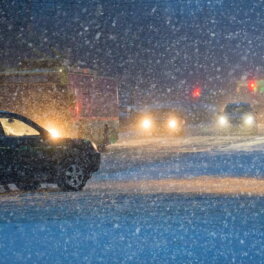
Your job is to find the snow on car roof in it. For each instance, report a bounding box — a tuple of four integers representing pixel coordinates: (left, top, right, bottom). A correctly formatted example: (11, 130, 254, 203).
(0, 68, 62, 75)
(226, 102, 251, 107)
(0, 110, 13, 114)
(136, 102, 188, 113)
(135, 102, 217, 116)
(0, 111, 25, 118)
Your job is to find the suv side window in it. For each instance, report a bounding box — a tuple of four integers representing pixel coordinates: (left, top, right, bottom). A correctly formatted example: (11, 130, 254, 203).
(0, 122, 5, 136)
(0, 118, 40, 137)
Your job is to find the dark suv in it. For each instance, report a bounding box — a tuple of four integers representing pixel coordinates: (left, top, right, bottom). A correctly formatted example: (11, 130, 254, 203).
(217, 102, 258, 135)
(0, 111, 100, 191)
(138, 108, 185, 136)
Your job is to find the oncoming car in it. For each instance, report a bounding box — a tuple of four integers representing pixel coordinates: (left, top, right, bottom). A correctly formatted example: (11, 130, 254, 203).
(138, 108, 185, 136)
(0, 111, 100, 191)
(217, 102, 258, 135)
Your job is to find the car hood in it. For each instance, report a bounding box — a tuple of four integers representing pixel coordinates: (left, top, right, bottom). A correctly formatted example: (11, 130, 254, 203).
(226, 113, 244, 119)
(48, 137, 97, 151)
(225, 113, 254, 119)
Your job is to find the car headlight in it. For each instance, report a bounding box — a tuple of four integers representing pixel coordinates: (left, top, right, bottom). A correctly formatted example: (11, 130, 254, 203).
(48, 128, 60, 138)
(168, 120, 177, 129)
(218, 116, 228, 126)
(142, 119, 152, 129)
(244, 116, 255, 126)
(91, 141, 98, 151)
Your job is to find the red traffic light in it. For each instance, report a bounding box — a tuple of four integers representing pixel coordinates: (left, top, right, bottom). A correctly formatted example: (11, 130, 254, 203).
(247, 80, 257, 92)
(192, 87, 201, 98)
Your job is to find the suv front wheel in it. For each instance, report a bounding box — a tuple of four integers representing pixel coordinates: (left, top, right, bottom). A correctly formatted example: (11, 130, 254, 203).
(57, 160, 89, 191)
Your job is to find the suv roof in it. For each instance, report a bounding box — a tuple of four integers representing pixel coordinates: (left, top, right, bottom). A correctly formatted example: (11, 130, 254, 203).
(225, 102, 251, 108)
(224, 102, 253, 114)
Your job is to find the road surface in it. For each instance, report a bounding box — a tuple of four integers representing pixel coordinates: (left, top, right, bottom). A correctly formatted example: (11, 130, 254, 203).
(1, 135, 264, 263)
(1, 135, 264, 194)
(97, 135, 259, 175)
(0, 191, 264, 263)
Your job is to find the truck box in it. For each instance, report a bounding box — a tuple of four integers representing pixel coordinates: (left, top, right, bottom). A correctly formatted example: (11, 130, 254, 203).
(0, 59, 119, 146)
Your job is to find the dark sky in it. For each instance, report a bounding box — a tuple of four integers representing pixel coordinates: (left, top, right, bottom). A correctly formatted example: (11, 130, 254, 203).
(1, 0, 264, 105)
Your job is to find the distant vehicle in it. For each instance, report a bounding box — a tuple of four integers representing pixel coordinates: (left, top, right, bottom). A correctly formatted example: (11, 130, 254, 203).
(138, 108, 185, 136)
(0, 59, 119, 148)
(119, 105, 136, 129)
(0, 111, 100, 191)
(217, 102, 258, 135)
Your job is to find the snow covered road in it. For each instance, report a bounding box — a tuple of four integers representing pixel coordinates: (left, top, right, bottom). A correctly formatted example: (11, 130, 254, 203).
(1, 135, 264, 263)
(2, 135, 264, 195)
(93, 135, 264, 183)
(0, 192, 264, 263)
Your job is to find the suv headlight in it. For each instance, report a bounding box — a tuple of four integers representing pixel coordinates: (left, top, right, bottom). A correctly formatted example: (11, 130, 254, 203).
(142, 119, 152, 129)
(91, 141, 98, 151)
(168, 119, 177, 129)
(218, 116, 228, 126)
(244, 116, 255, 126)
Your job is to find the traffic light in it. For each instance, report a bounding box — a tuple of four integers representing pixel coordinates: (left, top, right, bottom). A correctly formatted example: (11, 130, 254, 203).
(192, 86, 201, 98)
(258, 80, 264, 93)
(247, 79, 257, 92)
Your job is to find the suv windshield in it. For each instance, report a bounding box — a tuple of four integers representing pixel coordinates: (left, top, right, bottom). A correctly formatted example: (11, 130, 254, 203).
(224, 104, 252, 114)
(147, 109, 183, 119)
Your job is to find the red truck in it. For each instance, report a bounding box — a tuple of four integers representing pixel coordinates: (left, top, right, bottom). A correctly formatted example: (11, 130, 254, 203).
(0, 59, 119, 147)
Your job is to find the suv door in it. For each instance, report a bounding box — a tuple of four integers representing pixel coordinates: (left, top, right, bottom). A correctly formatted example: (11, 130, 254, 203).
(0, 123, 14, 184)
(0, 117, 51, 184)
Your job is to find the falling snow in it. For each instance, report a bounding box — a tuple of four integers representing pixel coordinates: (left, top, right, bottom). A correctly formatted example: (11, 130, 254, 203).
(1, 1, 264, 263)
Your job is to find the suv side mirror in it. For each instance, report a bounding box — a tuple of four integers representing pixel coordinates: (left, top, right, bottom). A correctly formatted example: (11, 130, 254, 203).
(8, 118, 14, 124)
(40, 130, 51, 141)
